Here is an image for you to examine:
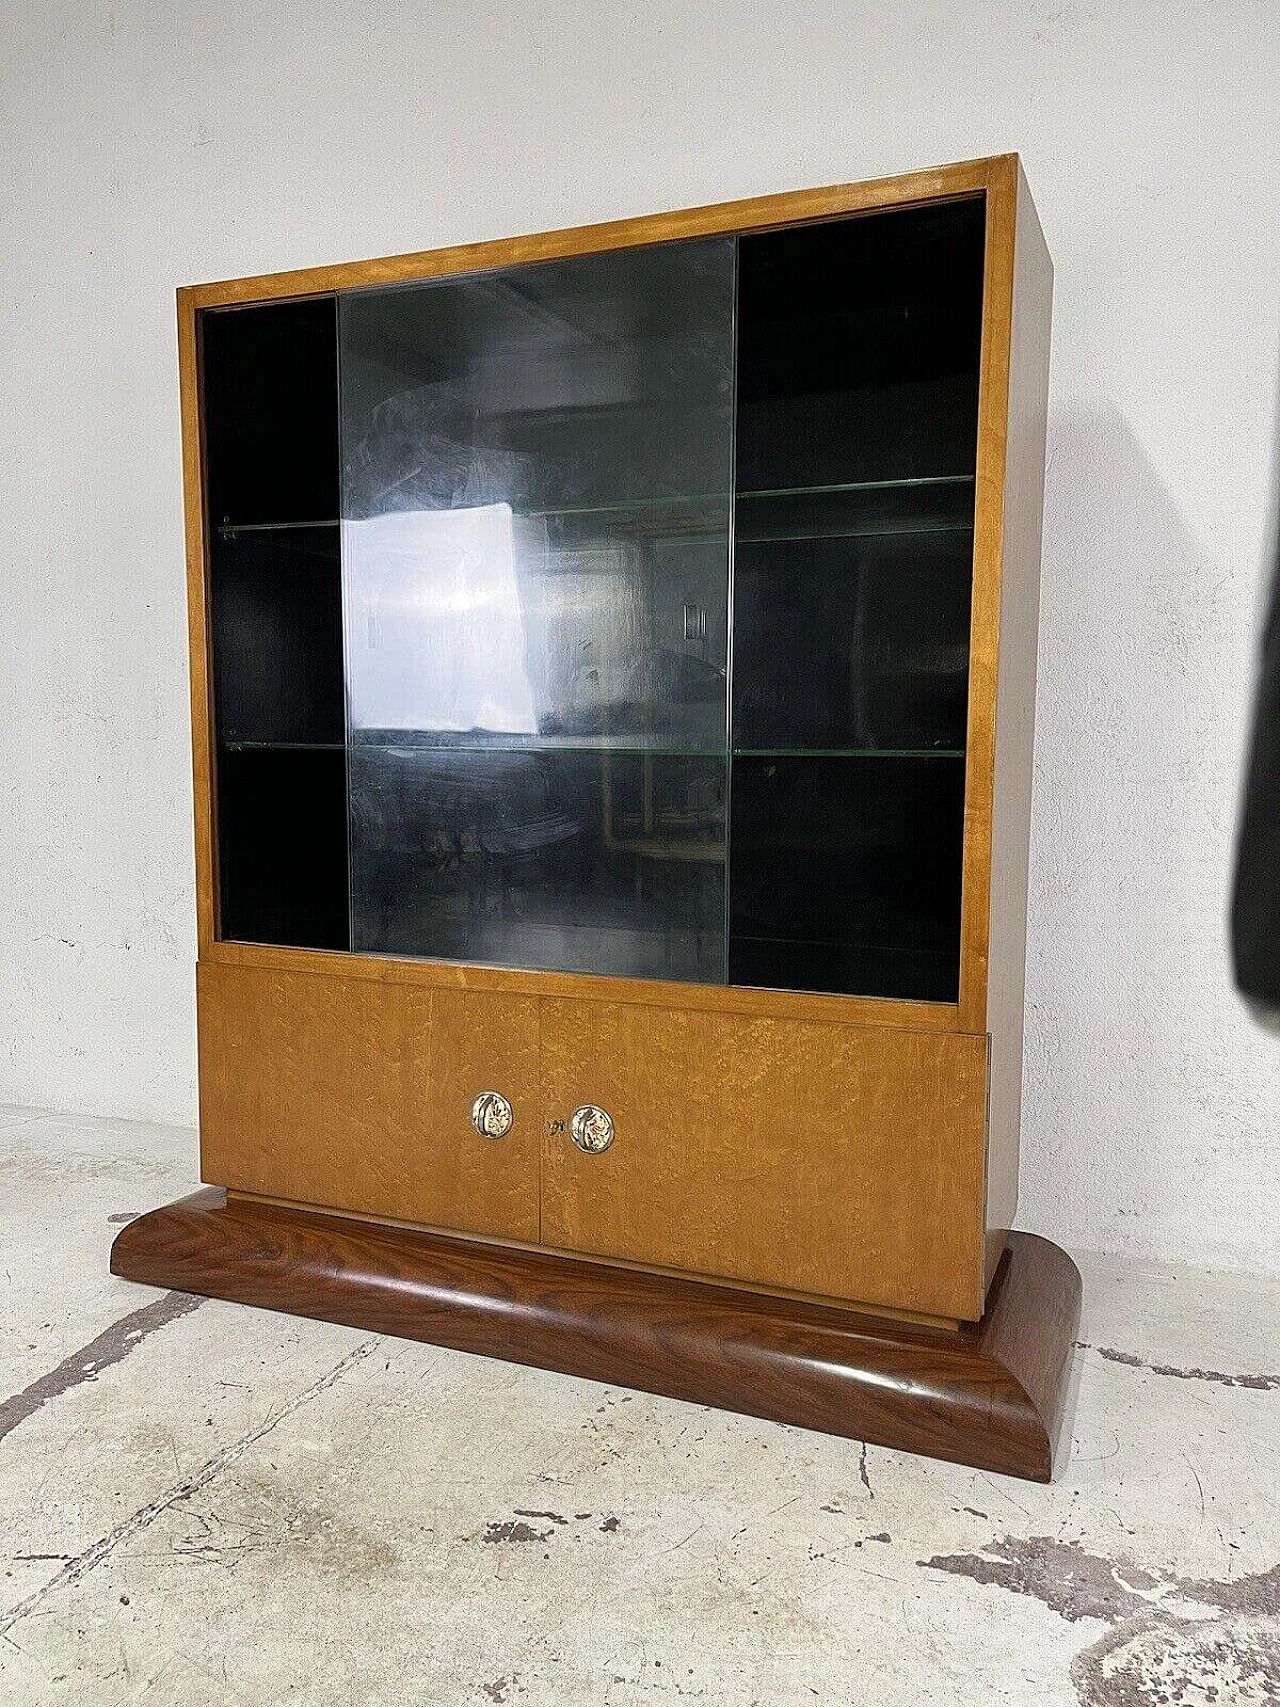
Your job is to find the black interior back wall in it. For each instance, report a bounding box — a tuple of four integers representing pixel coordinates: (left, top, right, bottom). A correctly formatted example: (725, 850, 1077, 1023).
(728, 197, 985, 1000)
(216, 747, 349, 951)
(202, 297, 349, 949)
(728, 754, 966, 1002)
(210, 531, 344, 747)
(734, 198, 986, 490)
(202, 298, 340, 527)
(731, 528, 974, 754)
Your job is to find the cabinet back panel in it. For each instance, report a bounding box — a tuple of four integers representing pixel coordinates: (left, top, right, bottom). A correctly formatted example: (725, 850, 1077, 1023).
(201, 299, 339, 528)
(197, 962, 541, 1242)
(734, 198, 985, 487)
(210, 529, 343, 748)
(728, 753, 965, 1002)
(215, 747, 349, 951)
(540, 999, 989, 1319)
(202, 297, 349, 951)
(728, 196, 985, 1003)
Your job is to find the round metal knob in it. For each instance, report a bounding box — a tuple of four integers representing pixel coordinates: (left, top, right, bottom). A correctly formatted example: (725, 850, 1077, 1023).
(569, 1104, 615, 1154)
(470, 1091, 513, 1140)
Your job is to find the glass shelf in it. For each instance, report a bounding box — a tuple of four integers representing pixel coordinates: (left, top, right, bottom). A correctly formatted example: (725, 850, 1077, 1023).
(217, 518, 340, 538)
(221, 739, 344, 752)
(733, 747, 963, 760)
(736, 475, 974, 545)
(347, 734, 721, 756)
(215, 475, 975, 541)
(221, 738, 965, 759)
(745, 476, 972, 499)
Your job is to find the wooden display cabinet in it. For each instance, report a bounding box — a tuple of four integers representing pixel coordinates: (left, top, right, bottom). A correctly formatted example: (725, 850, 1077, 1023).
(114, 154, 1080, 1481)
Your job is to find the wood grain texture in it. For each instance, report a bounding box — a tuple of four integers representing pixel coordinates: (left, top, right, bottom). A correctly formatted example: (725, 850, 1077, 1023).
(983, 162, 1054, 1287)
(185, 157, 1006, 307)
(197, 961, 541, 1241)
(540, 999, 991, 1321)
(953, 151, 1016, 1036)
(178, 288, 217, 957)
(197, 963, 990, 1319)
(111, 1191, 1081, 1482)
(203, 937, 960, 1033)
(226, 1188, 963, 1329)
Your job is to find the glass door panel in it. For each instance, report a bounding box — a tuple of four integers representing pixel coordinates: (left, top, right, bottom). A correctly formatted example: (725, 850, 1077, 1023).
(340, 239, 734, 980)
(728, 196, 986, 1001)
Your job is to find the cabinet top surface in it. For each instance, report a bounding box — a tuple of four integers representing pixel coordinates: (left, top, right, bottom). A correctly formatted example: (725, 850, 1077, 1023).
(181, 154, 1022, 308)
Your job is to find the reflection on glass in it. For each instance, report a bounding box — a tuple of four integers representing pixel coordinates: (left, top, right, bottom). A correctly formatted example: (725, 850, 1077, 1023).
(349, 749, 723, 981)
(344, 504, 540, 737)
(340, 238, 734, 976)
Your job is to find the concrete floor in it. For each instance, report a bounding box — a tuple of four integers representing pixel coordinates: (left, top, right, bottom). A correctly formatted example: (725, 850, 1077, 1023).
(0, 1106, 1277, 1706)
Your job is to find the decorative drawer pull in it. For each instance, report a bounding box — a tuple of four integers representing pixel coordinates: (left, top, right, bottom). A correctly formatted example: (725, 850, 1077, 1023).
(569, 1104, 615, 1154)
(470, 1091, 514, 1140)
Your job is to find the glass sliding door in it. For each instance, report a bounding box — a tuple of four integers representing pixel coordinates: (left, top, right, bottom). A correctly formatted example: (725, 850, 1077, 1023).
(727, 196, 986, 1001)
(339, 239, 735, 980)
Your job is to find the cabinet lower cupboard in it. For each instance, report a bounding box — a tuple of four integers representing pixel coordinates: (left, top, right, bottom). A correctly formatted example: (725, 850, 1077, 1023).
(197, 961, 988, 1317)
(196, 963, 543, 1244)
(114, 153, 1081, 1480)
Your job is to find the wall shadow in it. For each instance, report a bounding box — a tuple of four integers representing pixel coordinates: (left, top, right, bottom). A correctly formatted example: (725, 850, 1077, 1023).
(1015, 401, 1280, 1274)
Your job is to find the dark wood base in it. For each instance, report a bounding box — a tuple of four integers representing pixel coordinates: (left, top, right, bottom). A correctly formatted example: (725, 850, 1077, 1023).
(111, 1190, 1081, 1481)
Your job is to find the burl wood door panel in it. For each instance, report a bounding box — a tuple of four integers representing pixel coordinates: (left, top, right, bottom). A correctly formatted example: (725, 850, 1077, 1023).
(540, 999, 990, 1321)
(197, 961, 540, 1241)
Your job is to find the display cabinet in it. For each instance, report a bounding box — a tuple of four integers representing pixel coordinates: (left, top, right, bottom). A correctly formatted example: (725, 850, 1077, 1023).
(113, 155, 1080, 1480)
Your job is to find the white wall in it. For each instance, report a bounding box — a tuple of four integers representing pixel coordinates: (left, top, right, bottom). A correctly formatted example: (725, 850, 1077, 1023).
(2, 0, 1277, 1275)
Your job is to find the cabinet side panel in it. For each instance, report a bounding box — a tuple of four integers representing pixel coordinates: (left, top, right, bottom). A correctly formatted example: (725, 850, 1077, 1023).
(541, 1001, 990, 1320)
(985, 166, 1053, 1284)
(179, 289, 217, 956)
(197, 961, 540, 1242)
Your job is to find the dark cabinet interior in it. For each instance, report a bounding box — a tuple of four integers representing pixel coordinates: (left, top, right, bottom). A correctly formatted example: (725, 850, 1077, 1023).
(200, 196, 985, 998)
(202, 298, 349, 950)
(728, 197, 984, 1000)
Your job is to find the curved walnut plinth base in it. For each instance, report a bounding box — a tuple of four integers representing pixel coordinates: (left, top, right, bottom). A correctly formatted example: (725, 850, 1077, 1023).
(111, 1190, 1081, 1482)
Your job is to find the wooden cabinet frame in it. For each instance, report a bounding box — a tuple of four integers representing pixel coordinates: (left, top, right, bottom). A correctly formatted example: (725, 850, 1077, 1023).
(182, 154, 1032, 1040)
(115, 153, 1080, 1480)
